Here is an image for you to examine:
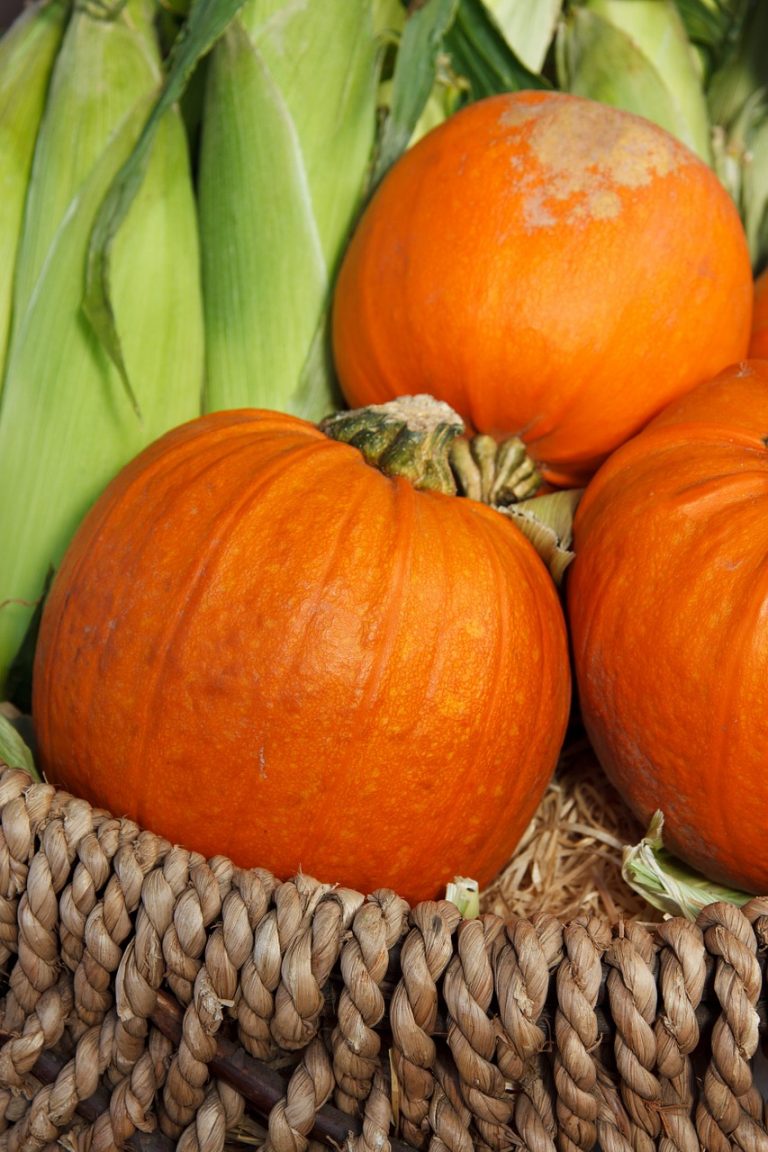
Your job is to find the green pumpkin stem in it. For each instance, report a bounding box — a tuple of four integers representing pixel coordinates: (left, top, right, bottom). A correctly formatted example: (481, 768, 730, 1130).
(321, 395, 544, 504)
(322, 395, 575, 582)
(450, 433, 543, 504)
(321, 395, 464, 495)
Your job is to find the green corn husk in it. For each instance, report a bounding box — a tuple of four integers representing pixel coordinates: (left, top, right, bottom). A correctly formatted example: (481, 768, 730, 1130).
(0, 709, 39, 781)
(371, 0, 463, 190)
(706, 2, 768, 269)
(0, 0, 204, 695)
(484, 0, 562, 73)
(10, 0, 162, 325)
(622, 810, 752, 920)
(712, 89, 768, 269)
(556, 0, 714, 165)
(197, 0, 378, 419)
(0, 0, 70, 388)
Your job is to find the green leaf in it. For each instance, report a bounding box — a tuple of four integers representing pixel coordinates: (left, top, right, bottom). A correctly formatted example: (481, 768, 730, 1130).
(622, 810, 751, 920)
(674, 0, 750, 77)
(0, 710, 39, 781)
(484, 0, 562, 72)
(370, 0, 460, 192)
(705, 1, 768, 267)
(445, 0, 551, 100)
(82, 0, 248, 408)
(712, 87, 768, 268)
(707, 0, 768, 126)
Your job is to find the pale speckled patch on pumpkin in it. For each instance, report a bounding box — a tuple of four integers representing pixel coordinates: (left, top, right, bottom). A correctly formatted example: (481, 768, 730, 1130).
(500, 96, 688, 230)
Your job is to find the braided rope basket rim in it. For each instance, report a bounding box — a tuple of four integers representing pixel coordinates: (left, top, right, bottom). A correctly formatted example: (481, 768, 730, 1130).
(1, 763, 767, 1152)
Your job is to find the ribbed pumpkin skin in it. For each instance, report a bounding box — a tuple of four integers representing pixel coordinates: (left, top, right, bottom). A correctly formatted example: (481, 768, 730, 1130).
(567, 362, 768, 892)
(32, 409, 571, 903)
(332, 90, 752, 488)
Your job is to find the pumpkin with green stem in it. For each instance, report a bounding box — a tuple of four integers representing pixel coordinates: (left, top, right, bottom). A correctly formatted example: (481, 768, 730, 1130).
(33, 396, 571, 903)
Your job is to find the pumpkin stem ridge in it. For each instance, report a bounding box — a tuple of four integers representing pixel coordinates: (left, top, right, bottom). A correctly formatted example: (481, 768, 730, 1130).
(450, 433, 543, 505)
(320, 394, 464, 494)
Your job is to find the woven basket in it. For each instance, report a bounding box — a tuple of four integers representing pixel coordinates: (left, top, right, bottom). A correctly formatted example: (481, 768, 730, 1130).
(1, 750, 767, 1152)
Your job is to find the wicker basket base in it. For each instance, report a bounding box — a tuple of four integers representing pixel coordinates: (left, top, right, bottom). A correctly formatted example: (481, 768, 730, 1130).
(1, 764, 767, 1152)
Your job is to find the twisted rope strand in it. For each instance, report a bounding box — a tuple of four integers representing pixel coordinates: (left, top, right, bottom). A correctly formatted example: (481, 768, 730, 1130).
(695, 902, 768, 1152)
(653, 917, 706, 1152)
(1, 770, 768, 1152)
(389, 901, 462, 1149)
(330, 888, 410, 1116)
(552, 915, 612, 1152)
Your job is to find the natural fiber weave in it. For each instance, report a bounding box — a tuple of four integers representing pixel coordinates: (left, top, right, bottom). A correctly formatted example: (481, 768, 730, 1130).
(1, 764, 767, 1152)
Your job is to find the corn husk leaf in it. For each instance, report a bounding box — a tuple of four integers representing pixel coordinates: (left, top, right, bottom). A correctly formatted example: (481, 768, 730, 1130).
(484, 0, 562, 72)
(704, 1, 768, 267)
(673, 0, 744, 54)
(0, 4, 204, 694)
(706, 0, 768, 127)
(370, 0, 460, 192)
(0, 0, 69, 388)
(556, 1, 713, 164)
(499, 488, 582, 586)
(622, 810, 752, 920)
(445, 0, 551, 99)
(83, 0, 248, 394)
(373, 0, 404, 37)
(10, 0, 159, 336)
(0, 709, 38, 781)
(712, 88, 768, 268)
(199, 0, 378, 419)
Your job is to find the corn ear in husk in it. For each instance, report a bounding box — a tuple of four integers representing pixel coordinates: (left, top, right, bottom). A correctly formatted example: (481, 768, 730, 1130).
(0, 0, 69, 387)
(0, 0, 204, 694)
(197, 0, 378, 419)
(556, 0, 713, 165)
(10, 0, 162, 325)
(707, 1, 768, 269)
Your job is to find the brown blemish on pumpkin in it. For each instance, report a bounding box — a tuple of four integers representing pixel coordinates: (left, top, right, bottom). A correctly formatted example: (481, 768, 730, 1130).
(500, 96, 688, 230)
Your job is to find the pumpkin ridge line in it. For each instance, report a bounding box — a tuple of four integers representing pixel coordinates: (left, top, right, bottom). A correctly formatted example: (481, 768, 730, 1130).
(356, 475, 416, 719)
(123, 435, 336, 830)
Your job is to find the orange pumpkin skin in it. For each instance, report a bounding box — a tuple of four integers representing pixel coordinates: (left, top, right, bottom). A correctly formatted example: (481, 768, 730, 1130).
(567, 361, 768, 892)
(32, 408, 571, 904)
(333, 90, 753, 488)
(749, 267, 768, 358)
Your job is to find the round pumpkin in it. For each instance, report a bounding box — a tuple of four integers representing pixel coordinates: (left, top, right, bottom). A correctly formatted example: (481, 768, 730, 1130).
(332, 90, 753, 489)
(566, 360, 768, 892)
(749, 266, 768, 358)
(32, 402, 571, 904)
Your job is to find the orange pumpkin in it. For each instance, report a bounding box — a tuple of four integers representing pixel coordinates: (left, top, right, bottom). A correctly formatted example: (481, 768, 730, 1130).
(32, 402, 571, 904)
(566, 361, 768, 892)
(749, 266, 768, 358)
(333, 90, 753, 489)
